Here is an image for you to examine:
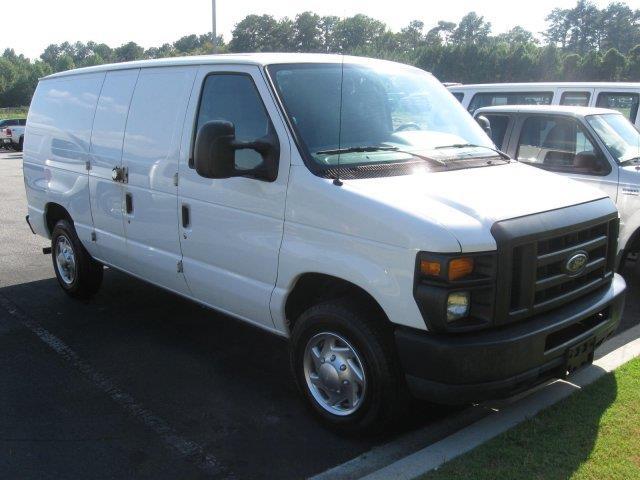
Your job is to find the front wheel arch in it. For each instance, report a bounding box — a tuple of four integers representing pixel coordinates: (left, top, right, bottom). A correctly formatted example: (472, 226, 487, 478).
(284, 273, 391, 335)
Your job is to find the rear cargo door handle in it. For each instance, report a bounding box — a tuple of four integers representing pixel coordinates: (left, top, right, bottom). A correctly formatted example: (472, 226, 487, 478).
(181, 204, 190, 228)
(125, 193, 133, 214)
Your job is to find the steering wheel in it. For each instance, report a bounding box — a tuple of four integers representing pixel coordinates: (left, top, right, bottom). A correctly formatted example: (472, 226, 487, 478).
(395, 122, 421, 132)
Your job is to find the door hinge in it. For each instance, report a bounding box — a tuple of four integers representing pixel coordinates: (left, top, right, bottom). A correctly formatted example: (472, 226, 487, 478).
(177, 260, 183, 273)
(173, 172, 179, 187)
(91, 231, 97, 242)
(85, 161, 91, 171)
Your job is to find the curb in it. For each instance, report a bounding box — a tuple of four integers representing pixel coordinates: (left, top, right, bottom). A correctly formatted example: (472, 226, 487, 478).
(358, 324, 640, 480)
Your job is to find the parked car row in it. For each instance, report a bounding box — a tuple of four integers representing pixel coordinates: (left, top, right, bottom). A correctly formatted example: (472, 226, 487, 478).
(0, 118, 26, 151)
(449, 82, 640, 126)
(22, 54, 627, 434)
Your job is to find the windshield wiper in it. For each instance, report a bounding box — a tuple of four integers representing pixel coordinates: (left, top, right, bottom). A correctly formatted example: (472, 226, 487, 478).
(316, 145, 448, 167)
(435, 143, 511, 161)
(620, 157, 640, 166)
(315, 146, 400, 155)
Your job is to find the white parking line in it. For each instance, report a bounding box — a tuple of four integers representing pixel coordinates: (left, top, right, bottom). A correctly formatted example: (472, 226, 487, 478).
(0, 293, 234, 479)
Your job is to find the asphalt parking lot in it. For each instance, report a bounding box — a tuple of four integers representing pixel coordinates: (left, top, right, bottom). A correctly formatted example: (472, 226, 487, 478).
(1, 150, 639, 480)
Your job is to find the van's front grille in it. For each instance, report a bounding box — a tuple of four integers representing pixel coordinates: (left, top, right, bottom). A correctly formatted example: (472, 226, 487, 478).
(491, 200, 619, 326)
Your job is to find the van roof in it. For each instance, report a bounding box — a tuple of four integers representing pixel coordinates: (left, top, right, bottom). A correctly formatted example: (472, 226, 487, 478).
(474, 105, 620, 117)
(449, 82, 640, 91)
(43, 53, 419, 80)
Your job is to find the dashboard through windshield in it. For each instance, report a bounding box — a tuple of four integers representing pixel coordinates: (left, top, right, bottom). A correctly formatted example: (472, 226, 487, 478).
(267, 61, 498, 175)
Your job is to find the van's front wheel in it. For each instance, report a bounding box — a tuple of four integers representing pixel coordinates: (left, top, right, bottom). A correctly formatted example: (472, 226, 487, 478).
(290, 299, 405, 434)
(51, 220, 103, 299)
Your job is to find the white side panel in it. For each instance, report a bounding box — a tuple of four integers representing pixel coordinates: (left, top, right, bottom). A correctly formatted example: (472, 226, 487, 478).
(89, 69, 139, 265)
(271, 219, 425, 333)
(121, 66, 196, 295)
(177, 65, 290, 328)
(23, 73, 104, 247)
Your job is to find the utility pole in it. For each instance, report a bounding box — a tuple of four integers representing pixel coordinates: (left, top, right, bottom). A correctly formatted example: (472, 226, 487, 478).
(212, 0, 217, 54)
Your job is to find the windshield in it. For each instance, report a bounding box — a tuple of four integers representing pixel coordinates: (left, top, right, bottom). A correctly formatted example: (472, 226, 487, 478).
(586, 113, 640, 164)
(267, 62, 496, 175)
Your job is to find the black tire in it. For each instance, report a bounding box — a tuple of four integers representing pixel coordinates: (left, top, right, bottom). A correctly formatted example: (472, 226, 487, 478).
(17, 137, 23, 152)
(290, 298, 406, 435)
(51, 219, 103, 299)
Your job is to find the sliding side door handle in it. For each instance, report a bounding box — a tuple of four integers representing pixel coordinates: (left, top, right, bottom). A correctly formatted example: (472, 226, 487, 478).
(125, 192, 133, 214)
(181, 204, 190, 229)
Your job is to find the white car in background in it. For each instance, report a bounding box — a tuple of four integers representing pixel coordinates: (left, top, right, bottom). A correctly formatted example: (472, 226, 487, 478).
(0, 118, 26, 149)
(7, 124, 25, 151)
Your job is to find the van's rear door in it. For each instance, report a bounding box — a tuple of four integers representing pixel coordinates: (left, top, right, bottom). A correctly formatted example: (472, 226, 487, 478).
(176, 64, 291, 329)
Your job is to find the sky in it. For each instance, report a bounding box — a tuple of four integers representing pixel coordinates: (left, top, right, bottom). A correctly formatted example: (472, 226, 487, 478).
(6, 0, 640, 60)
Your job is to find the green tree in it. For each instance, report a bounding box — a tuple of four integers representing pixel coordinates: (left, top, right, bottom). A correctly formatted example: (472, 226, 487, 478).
(600, 3, 640, 53)
(229, 14, 292, 52)
(451, 12, 491, 45)
(114, 42, 144, 62)
(562, 53, 582, 80)
(579, 50, 603, 80)
(625, 44, 640, 80)
(332, 14, 387, 52)
(292, 12, 324, 52)
(398, 20, 425, 53)
(601, 47, 627, 80)
(426, 21, 457, 46)
(497, 26, 538, 46)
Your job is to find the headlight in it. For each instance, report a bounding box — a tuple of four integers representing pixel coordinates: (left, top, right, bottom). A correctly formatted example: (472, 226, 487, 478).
(414, 251, 496, 332)
(420, 256, 475, 282)
(446, 292, 470, 322)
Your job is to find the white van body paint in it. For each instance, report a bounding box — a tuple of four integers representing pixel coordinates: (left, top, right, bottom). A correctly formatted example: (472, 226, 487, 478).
(23, 54, 613, 337)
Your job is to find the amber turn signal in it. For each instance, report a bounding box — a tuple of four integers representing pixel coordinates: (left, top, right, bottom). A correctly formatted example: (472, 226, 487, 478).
(448, 257, 474, 281)
(420, 260, 441, 277)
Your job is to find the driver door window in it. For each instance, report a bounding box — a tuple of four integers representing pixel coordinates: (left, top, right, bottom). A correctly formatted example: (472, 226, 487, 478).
(516, 116, 607, 175)
(194, 74, 273, 171)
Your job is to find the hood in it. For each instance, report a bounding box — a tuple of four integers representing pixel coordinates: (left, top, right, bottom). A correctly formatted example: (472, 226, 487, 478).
(342, 162, 608, 252)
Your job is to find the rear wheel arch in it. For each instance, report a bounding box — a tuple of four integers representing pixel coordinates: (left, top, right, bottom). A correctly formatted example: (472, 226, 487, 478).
(45, 203, 73, 236)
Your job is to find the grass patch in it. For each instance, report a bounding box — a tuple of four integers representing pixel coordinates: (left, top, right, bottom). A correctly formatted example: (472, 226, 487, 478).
(0, 107, 28, 120)
(423, 357, 640, 480)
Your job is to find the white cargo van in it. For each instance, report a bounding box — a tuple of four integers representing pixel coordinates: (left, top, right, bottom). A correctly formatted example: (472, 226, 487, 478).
(23, 54, 626, 433)
(449, 82, 640, 126)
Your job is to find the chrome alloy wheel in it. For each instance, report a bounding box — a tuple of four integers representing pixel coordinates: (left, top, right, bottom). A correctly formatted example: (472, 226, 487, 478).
(55, 235, 76, 285)
(303, 332, 367, 416)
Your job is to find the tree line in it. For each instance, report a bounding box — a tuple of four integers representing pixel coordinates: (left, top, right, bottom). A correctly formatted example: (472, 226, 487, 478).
(1, 0, 640, 108)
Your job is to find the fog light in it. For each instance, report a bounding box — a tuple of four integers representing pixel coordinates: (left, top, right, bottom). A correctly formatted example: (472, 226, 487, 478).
(447, 292, 470, 322)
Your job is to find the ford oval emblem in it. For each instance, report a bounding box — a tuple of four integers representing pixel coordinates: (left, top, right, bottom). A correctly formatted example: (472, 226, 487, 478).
(565, 252, 589, 276)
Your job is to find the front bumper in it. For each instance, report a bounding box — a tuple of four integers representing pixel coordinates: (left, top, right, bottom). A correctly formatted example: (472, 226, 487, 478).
(396, 273, 626, 404)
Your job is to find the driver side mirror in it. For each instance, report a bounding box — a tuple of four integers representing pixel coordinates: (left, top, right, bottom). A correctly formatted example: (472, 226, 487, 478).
(194, 120, 279, 182)
(475, 115, 492, 138)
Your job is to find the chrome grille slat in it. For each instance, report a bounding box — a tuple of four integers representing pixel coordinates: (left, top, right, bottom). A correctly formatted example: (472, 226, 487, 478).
(535, 258, 606, 291)
(506, 218, 615, 322)
(536, 235, 607, 267)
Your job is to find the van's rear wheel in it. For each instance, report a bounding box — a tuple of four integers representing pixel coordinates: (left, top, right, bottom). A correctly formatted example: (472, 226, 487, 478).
(51, 220, 103, 299)
(290, 299, 405, 434)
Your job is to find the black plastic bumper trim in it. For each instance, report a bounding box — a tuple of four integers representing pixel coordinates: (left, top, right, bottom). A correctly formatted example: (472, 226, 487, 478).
(25, 215, 35, 234)
(396, 273, 626, 404)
